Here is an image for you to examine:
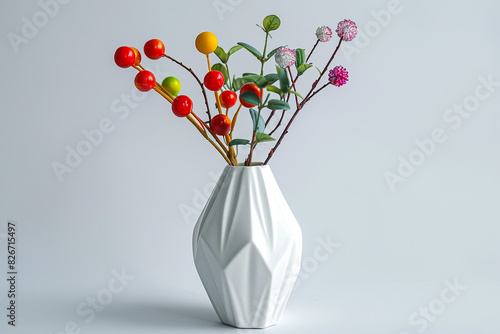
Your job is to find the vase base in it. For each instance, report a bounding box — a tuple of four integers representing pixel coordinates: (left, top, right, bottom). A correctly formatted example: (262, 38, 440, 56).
(221, 320, 278, 329)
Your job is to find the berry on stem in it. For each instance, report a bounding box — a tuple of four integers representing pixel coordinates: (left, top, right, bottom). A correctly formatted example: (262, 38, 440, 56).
(195, 32, 218, 55)
(144, 39, 165, 59)
(134, 71, 156, 92)
(220, 91, 237, 109)
(172, 95, 193, 117)
(130, 47, 142, 65)
(204, 70, 225, 91)
(162, 76, 181, 96)
(114, 46, 136, 68)
(211, 114, 231, 135)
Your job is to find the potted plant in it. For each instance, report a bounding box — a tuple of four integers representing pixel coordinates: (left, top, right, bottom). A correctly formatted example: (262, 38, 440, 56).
(114, 15, 357, 328)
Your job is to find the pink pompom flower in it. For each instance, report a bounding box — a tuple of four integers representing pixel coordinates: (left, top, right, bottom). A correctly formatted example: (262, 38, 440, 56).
(336, 19, 357, 41)
(329, 66, 349, 87)
(315, 26, 333, 42)
(274, 47, 296, 68)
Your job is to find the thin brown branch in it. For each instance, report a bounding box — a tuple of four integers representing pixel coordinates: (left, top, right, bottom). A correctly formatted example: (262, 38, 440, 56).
(302, 37, 343, 104)
(287, 67, 299, 109)
(306, 39, 320, 63)
(268, 110, 286, 136)
(163, 54, 212, 122)
(303, 82, 330, 105)
(245, 131, 257, 166)
(264, 37, 344, 165)
(265, 110, 276, 128)
(263, 105, 302, 165)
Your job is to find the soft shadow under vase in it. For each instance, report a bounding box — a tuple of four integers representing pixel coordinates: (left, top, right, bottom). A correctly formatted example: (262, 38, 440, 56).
(192, 164, 302, 329)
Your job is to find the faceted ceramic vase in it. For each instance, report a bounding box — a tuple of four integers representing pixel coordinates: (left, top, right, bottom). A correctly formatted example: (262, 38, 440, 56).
(192, 164, 302, 329)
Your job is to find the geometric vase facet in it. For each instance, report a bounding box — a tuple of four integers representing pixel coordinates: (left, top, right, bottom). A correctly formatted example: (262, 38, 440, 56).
(193, 164, 302, 328)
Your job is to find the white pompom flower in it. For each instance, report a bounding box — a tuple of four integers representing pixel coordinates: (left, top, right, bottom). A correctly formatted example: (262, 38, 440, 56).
(315, 26, 333, 42)
(274, 47, 296, 68)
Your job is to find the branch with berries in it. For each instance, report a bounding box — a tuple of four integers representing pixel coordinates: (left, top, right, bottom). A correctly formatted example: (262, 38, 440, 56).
(114, 15, 357, 166)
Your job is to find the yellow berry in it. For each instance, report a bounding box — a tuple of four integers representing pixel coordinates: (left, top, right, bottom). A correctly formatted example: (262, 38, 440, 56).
(195, 32, 218, 55)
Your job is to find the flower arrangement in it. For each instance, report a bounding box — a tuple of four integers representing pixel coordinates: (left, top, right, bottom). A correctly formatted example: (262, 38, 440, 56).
(114, 15, 357, 166)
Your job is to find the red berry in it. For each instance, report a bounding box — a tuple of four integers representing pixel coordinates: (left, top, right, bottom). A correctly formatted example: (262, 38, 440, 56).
(130, 47, 142, 65)
(210, 114, 231, 135)
(239, 83, 261, 108)
(114, 46, 136, 68)
(219, 90, 237, 109)
(134, 71, 156, 92)
(204, 70, 225, 91)
(172, 95, 193, 117)
(144, 39, 165, 60)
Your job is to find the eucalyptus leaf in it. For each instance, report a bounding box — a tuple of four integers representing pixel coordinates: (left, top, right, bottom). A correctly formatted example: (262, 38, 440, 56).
(232, 77, 246, 91)
(228, 45, 243, 56)
(214, 46, 228, 64)
(289, 90, 304, 100)
(267, 99, 291, 110)
(211, 63, 229, 85)
(249, 108, 265, 133)
(255, 132, 276, 143)
(276, 65, 290, 94)
(264, 73, 279, 84)
(263, 15, 281, 32)
(237, 42, 263, 60)
(297, 63, 313, 76)
(241, 91, 260, 106)
(242, 74, 268, 87)
(229, 139, 250, 147)
(267, 85, 283, 96)
(295, 49, 305, 68)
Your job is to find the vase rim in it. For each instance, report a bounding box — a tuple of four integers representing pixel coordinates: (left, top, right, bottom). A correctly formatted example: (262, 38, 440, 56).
(230, 162, 266, 167)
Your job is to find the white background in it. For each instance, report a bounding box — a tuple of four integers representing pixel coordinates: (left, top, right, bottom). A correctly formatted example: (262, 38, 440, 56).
(1, 0, 499, 333)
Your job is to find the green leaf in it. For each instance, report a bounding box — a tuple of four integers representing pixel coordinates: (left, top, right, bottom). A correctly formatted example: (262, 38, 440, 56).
(276, 65, 290, 94)
(264, 73, 278, 84)
(237, 42, 263, 60)
(267, 99, 291, 110)
(263, 15, 281, 32)
(297, 63, 313, 76)
(267, 85, 282, 96)
(229, 139, 250, 146)
(295, 48, 305, 68)
(211, 63, 229, 85)
(249, 108, 265, 133)
(289, 90, 304, 100)
(266, 45, 285, 59)
(255, 132, 276, 143)
(214, 46, 228, 64)
(232, 77, 246, 91)
(241, 91, 260, 106)
(242, 74, 268, 87)
(228, 45, 243, 56)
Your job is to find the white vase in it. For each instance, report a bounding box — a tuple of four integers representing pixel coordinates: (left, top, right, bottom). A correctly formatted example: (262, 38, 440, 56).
(192, 164, 302, 329)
